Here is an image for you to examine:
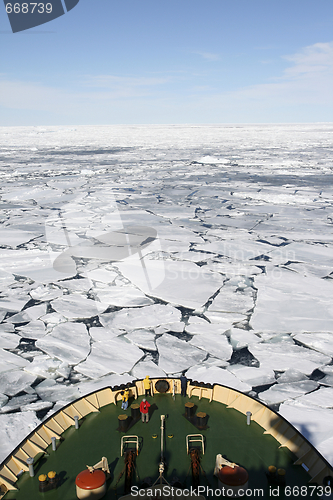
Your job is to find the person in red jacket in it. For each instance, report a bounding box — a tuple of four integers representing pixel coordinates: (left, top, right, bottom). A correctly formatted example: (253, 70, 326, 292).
(139, 398, 151, 423)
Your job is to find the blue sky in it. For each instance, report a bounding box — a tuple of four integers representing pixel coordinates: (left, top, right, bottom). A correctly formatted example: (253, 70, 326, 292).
(1, 0, 333, 125)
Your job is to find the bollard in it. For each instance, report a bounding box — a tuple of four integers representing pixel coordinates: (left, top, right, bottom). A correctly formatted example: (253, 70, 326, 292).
(26, 457, 34, 477)
(74, 415, 79, 430)
(51, 436, 57, 451)
(246, 411, 252, 425)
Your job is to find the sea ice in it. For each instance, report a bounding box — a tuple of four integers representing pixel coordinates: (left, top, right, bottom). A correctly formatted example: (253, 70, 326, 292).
(207, 284, 255, 314)
(276, 368, 308, 384)
(258, 381, 319, 405)
(40, 312, 67, 327)
(124, 329, 156, 350)
(75, 337, 144, 378)
(131, 359, 166, 379)
(0, 349, 31, 370)
(0, 248, 76, 283)
(0, 394, 38, 413)
(186, 365, 252, 392)
(99, 304, 181, 331)
(0, 370, 37, 396)
(228, 328, 261, 350)
(279, 401, 333, 466)
(154, 322, 185, 334)
(115, 259, 223, 310)
(227, 364, 276, 387)
(294, 387, 333, 409)
(0, 411, 41, 464)
(189, 332, 232, 361)
(36, 323, 90, 365)
(86, 268, 118, 283)
(51, 294, 105, 319)
(94, 285, 154, 308)
(24, 355, 62, 379)
(35, 379, 81, 402)
(0, 394, 9, 409)
(57, 278, 92, 293)
(251, 269, 333, 333)
(78, 373, 135, 397)
(185, 322, 224, 336)
(0, 228, 42, 248)
(293, 332, 333, 357)
(156, 334, 207, 374)
(89, 326, 123, 341)
(23, 400, 54, 412)
(0, 331, 21, 349)
(16, 320, 47, 339)
(248, 342, 331, 375)
(5, 303, 47, 323)
(29, 284, 63, 302)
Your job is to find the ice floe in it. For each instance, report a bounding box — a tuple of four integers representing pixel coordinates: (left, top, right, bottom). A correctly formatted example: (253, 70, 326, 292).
(75, 337, 144, 378)
(186, 365, 252, 392)
(251, 269, 333, 333)
(248, 342, 331, 375)
(156, 334, 207, 374)
(115, 259, 223, 310)
(51, 294, 105, 319)
(0, 411, 41, 462)
(36, 322, 90, 365)
(258, 380, 319, 405)
(99, 304, 181, 331)
(0, 370, 37, 396)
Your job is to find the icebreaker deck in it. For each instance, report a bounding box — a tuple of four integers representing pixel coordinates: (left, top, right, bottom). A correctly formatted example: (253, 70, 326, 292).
(0, 378, 332, 499)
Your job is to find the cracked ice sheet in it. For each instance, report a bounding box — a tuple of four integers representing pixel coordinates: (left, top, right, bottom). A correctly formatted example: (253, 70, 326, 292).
(228, 328, 261, 350)
(115, 259, 223, 310)
(0, 394, 38, 413)
(78, 373, 135, 397)
(279, 401, 333, 466)
(16, 320, 47, 339)
(293, 332, 333, 357)
(29, 285, 63, 302)
(251, 269, 333, 333)
(23, 355, 63, 379)
(248, 342, 331, 376)
(0, 228, 42, 248)
(189, 333, 232, 361)
(51, 294, 107, 319)
(131, 359, 166, 379)
(100, 304, 181, 331)
(227, 365, 276, 387)
(0, 248, 76, 283)
(156, 334, 207, 374)
(294, 387, 333, 409)
(124, 329, 156, 350)
(0, 411, 41, 463)
(35, 379, 81, 402)
(93, 284, 154, 308)
(0, 370, 37, 396)
(5, 303, 47, 324)
(0, 349, 31, 373)
(207, 284, 255, 314)
(36, 323, 90, 365)
(75, 337, 144, 378)
(0, 331, 21, 349)
(186, 365, 252, 392)
(258, 380, 319, 405)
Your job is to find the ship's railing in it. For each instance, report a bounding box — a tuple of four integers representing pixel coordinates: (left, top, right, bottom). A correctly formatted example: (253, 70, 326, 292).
(0, 378, 332, 497)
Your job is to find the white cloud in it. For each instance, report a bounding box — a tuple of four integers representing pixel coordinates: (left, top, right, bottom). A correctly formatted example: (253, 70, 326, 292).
(193, 51, 220, 61)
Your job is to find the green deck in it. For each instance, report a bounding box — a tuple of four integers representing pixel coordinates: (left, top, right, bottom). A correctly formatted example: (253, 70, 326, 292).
(5, 393, 314, 499)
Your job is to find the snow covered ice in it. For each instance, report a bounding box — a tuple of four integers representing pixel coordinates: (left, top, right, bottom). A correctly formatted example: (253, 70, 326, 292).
(1, 123, 333, 465)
